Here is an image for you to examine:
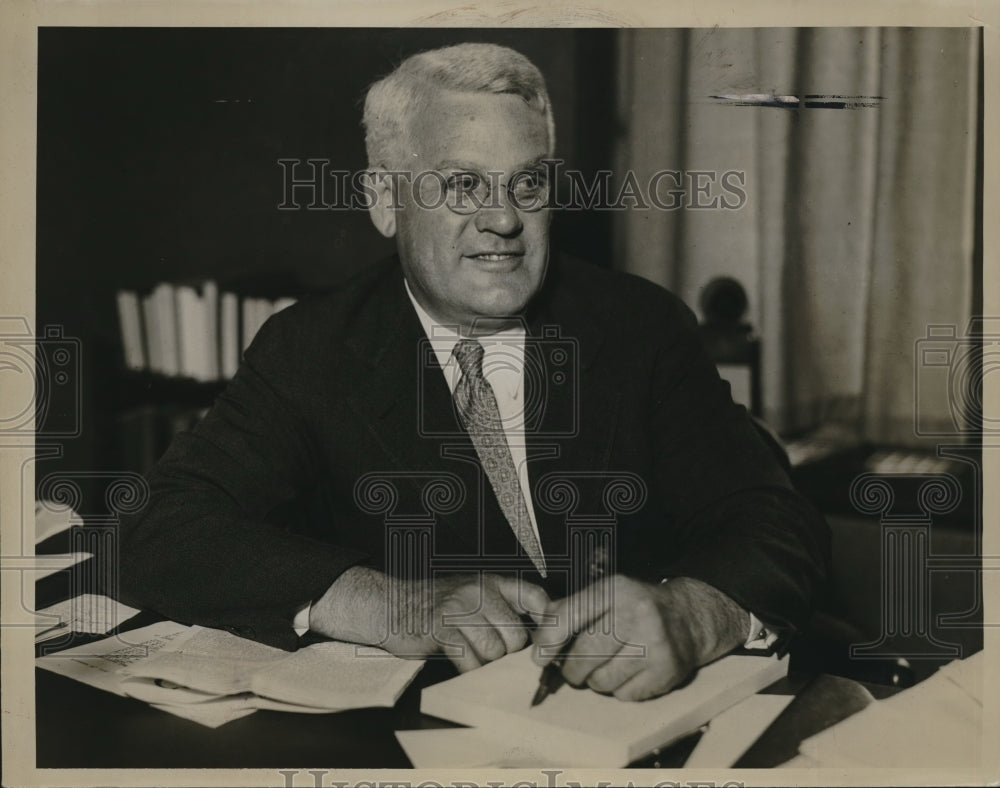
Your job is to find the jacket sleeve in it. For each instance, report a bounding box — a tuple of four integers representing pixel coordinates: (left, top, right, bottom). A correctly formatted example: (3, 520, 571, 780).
(641, 288, 831, 633)
(116, 310, 368, 650)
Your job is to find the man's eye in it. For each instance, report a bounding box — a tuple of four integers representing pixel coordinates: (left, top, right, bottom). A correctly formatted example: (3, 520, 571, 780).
(446, 173, 482, 192)
(511, 172, 546, 195)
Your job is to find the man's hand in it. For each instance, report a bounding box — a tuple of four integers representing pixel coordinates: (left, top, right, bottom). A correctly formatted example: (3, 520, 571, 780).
(308, 567, 549, 672)
(530, 575, 749, 701)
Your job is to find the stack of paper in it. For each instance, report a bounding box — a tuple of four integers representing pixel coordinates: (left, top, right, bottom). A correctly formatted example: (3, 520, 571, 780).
(37, 622, 425, 728)
(120, 626, 424, 710)
(684, 692, 794, 767)
(416, 648, 788, 767)
(34, 594, 141, 643)
(793, 651, 983, 767)
(26, 552, 93, 582)
(35, 498, 79, 543)
(397, 727, 564, 769)
(36, 621, 196, 696)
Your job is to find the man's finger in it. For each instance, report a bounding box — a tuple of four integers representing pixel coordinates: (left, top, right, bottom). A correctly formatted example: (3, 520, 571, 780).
(559, 626, 625, 686)
(432, 602, 484, 671)
(611, 663, 685, 702)
(493, 576, 549, 620)
(584, 650, 642, 694)
(479, 602, 529, 655)
(530, 596, 573, 664)
(457, 620, 508, 664)
(441, 629, 484, 673)
(530, 578, 614, 662)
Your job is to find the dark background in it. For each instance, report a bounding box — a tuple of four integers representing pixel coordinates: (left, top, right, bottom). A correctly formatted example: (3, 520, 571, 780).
(36, 27, 618, 505)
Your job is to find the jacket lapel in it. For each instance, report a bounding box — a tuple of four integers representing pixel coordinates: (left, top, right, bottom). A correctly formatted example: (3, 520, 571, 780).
(524, 260, 621, 562)
(342, 264, 484, 554)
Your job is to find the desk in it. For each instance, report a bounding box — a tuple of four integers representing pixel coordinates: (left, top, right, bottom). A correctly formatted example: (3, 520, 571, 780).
(35, 621, 893, 769)
(33, 551, 893, 769)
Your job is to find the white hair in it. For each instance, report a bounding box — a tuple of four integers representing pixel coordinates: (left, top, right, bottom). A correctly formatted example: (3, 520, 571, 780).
(362, 42, 556, 169)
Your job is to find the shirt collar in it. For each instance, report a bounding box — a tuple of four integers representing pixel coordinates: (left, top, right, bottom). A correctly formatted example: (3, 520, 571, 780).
(404, 278, 524, 398)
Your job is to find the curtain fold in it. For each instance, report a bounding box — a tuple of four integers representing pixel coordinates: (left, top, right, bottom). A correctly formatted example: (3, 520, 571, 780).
(612, 27, 979, 447)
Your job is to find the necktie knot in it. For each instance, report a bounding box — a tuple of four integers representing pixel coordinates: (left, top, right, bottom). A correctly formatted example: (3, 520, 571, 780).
(453, 339, 485, 380)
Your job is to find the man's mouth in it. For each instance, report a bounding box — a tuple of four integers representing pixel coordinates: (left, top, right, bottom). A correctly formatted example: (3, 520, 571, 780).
(467, 252, 524, 262)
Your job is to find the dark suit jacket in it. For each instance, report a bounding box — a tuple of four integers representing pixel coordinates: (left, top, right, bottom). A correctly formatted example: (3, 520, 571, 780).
(118, 254, 830, 650)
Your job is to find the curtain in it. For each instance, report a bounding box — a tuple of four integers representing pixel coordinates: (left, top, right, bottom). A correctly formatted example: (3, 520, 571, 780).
(612, 27, 979, 447)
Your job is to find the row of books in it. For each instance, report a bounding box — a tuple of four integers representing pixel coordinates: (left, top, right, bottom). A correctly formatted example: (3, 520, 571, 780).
(115, 281, 297, 381)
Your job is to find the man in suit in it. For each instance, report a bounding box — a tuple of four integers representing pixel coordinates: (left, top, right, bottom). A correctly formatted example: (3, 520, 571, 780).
(118, 43, 829, 702)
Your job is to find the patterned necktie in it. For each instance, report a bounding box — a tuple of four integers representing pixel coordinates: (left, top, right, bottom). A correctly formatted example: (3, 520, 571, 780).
(452, 339, 547, 577)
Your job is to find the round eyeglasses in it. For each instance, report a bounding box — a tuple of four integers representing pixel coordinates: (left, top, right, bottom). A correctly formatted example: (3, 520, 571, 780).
(414, 168, 551, 215)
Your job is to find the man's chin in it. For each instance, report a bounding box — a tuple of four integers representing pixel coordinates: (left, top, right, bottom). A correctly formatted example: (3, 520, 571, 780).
(459, 296, 532, 334)
(478, 292, 534, 317)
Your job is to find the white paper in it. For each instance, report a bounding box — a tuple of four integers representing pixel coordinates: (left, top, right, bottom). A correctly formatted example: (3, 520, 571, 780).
(37, 621, 424, 729)
(935, 649, 984, 703)
(34, 594, 141, 642)
(121, 627, 425, 710)
(684, 692, 793, 767)
(151, 698, 258, 728)
(421, 648, 788, 766)
(798, 664, 983, 767)
(120, 676, 342, 714)
(396, 728, 564, 769)
(36, 621, 196, 696)
(404, 693, 795, 769)
(34, 500, 79, 543)
(29, 552, 93, 581)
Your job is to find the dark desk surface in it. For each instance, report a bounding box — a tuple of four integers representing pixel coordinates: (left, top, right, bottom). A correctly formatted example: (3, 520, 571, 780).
(33, 548, 893, 770)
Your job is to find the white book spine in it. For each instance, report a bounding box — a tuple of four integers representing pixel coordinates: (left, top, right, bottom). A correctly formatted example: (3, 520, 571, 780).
(240, 297, 256, 353)
(175, 285, 201, 380)
(141, 291, 163, 374)
(220, 292, 239, 378)
(115, 290, 146, 371)
(202, 280, 219, 381)
(272, 296, 297, 315)
(154, 283, 179, 377)
(252, 298, 268, 342)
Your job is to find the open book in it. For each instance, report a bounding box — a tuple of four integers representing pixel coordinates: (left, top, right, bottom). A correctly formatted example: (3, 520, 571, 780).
(421, 647, 788, 766)
(117, 625, 424, 712)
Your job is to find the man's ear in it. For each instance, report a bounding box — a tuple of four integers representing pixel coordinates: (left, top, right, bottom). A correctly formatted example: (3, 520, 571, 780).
(364, 168, 397, 239)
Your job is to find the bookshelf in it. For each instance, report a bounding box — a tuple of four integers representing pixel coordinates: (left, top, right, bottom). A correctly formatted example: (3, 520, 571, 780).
(112, 276, 304, 475)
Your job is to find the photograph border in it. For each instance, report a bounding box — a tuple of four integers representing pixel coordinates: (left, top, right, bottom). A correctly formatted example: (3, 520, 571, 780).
(2, 1, 997, 786)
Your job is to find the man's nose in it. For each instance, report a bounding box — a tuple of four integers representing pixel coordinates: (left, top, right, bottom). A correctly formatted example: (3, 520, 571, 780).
(473, 191, 523, 236)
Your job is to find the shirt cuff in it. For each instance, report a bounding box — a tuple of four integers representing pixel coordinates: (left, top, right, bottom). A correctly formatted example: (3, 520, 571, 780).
(744, 611, 780, 650)
(292, 601, 312, 636)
